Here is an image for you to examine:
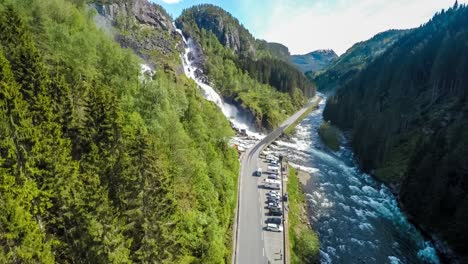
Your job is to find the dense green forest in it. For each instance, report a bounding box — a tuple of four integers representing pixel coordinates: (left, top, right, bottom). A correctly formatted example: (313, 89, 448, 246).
(323, 3, 468, 262)
(0, 0, 239, 263)
(237, 56, 315, 97)
(310, 29, 408, 93)
(176, 4, 315, 129)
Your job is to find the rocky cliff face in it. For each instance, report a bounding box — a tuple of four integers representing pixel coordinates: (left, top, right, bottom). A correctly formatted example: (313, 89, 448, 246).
(91, 0, 183, 70)
(323, 5, 468, 262)
(290, 49, 338, 73)
(176, 4, 257, 56)
(94, 0, 174, 31)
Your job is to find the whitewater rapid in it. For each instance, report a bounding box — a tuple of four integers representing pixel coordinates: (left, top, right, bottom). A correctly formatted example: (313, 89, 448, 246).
(266, 101, 441, 264)
(173, 24, 262, 142)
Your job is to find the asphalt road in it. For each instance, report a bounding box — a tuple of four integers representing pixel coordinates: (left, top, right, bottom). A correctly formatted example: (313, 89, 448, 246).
(236, 97, 320, 264)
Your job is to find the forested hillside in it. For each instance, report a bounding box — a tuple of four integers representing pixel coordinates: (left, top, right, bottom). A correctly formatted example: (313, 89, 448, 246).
(0, 0, 239, 263)
(311, 29, 408, 94)
(176, 4, 315, 129)
(324, 4, 468, 262)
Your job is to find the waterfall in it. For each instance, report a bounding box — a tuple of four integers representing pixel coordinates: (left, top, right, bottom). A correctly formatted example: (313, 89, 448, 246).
(173, 23, 261, 138)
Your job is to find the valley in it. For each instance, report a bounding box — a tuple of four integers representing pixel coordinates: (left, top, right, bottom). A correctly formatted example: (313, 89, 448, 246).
(0, 0, 467, 263)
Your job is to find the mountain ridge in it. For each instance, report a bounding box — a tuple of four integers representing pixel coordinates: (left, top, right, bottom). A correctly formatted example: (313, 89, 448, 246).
(290, 49, 338, 73)
(310, 29, 409, 94)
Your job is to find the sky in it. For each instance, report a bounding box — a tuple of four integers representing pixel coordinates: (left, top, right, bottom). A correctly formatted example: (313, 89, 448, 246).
(152, 0, 467, 55)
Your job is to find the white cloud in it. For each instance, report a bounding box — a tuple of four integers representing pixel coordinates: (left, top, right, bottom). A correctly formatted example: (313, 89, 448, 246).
(257, 0, 467, 55)
(161, 0, 182, 4)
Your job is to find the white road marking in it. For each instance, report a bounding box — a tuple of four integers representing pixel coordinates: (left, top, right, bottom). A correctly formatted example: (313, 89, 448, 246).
(263, 248, 265, 256)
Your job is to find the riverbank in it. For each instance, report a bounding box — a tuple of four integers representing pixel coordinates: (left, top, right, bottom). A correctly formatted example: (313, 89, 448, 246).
(318, 121, 340, 151)
(287, 165, 320, 264)
(268, 100, 441, 263)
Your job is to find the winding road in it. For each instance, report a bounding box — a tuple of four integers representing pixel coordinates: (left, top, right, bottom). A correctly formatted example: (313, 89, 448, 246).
(235, 96, 320, 264)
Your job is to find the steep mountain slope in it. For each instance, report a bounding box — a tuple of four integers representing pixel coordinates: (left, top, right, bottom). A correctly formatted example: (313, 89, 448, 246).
(176, 4, 315, 129)
(311, 29, 408, 93)
(261, 41, 291, 61)
(323, 4, 468, 262)
(91, 0, 183, 71)
(176, 4, 256, 56)
(290, 49, 338, 73)
(0, 0, 239, 263)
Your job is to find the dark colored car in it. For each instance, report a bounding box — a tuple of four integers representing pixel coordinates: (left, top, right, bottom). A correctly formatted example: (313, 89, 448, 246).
(267, 174, 280, 180)
(267, 196, 280, 203)
(266, 217, 282, 225)
(269, 208, 282, 216)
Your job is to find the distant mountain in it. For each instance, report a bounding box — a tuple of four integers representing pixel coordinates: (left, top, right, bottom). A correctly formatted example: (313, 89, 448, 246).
(311, 29, 409, 93)
(324, 4, 468, 262)
(290, 49, 338, 73)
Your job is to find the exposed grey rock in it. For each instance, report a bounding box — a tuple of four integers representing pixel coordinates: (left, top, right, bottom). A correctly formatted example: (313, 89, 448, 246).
(131, 0, 175, 33)
(90, 0, 184, 70)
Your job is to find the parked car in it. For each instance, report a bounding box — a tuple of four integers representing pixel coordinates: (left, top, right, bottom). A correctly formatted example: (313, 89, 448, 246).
(265, 223, 283, 232)
(267, 193, 280, 200)
(267, 202, 281, 210)
(269, 208, 282, 216)
(266, 217, 282, 225)
(268, 174, 280, 180)
(266, 196, 280, 203)
(266, 191, 280, 197)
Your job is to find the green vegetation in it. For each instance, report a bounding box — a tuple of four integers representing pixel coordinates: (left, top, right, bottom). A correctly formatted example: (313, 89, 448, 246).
(287, 166, 319, 264)
(0, 1, 239, 263)
(176, 4, 315, 130)
(318, 121, 341, 151)
(310, 29, 408, 93)
(323, 3, 468, 262)
(283, 99, 320, 136)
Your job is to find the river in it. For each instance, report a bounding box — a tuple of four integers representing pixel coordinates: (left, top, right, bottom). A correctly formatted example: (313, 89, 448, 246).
(268, 99, 441, 264)
(173, 22, 439, 263)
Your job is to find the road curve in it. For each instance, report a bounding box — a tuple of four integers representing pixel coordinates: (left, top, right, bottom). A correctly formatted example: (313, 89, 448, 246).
(235, 96, 320, 264)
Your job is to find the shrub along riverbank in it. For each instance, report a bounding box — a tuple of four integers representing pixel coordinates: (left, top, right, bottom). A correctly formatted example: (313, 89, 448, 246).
(318, 121, 341, 151)
(287, 166, 320, 264)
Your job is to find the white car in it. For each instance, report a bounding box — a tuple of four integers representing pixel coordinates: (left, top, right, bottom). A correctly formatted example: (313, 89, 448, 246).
(265, 223, 283, 232)
(266, 191, 280, 197)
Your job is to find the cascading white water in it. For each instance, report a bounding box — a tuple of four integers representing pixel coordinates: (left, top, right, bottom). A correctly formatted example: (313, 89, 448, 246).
(173, 24, 261, 139)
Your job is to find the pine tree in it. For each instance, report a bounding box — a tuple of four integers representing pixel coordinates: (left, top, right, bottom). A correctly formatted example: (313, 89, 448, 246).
(0, 47, 55, 264)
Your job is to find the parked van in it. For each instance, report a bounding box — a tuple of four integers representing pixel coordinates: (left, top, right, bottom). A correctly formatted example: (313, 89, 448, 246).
(264, 179, 280, 190)
(267, 166, 279, 174)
